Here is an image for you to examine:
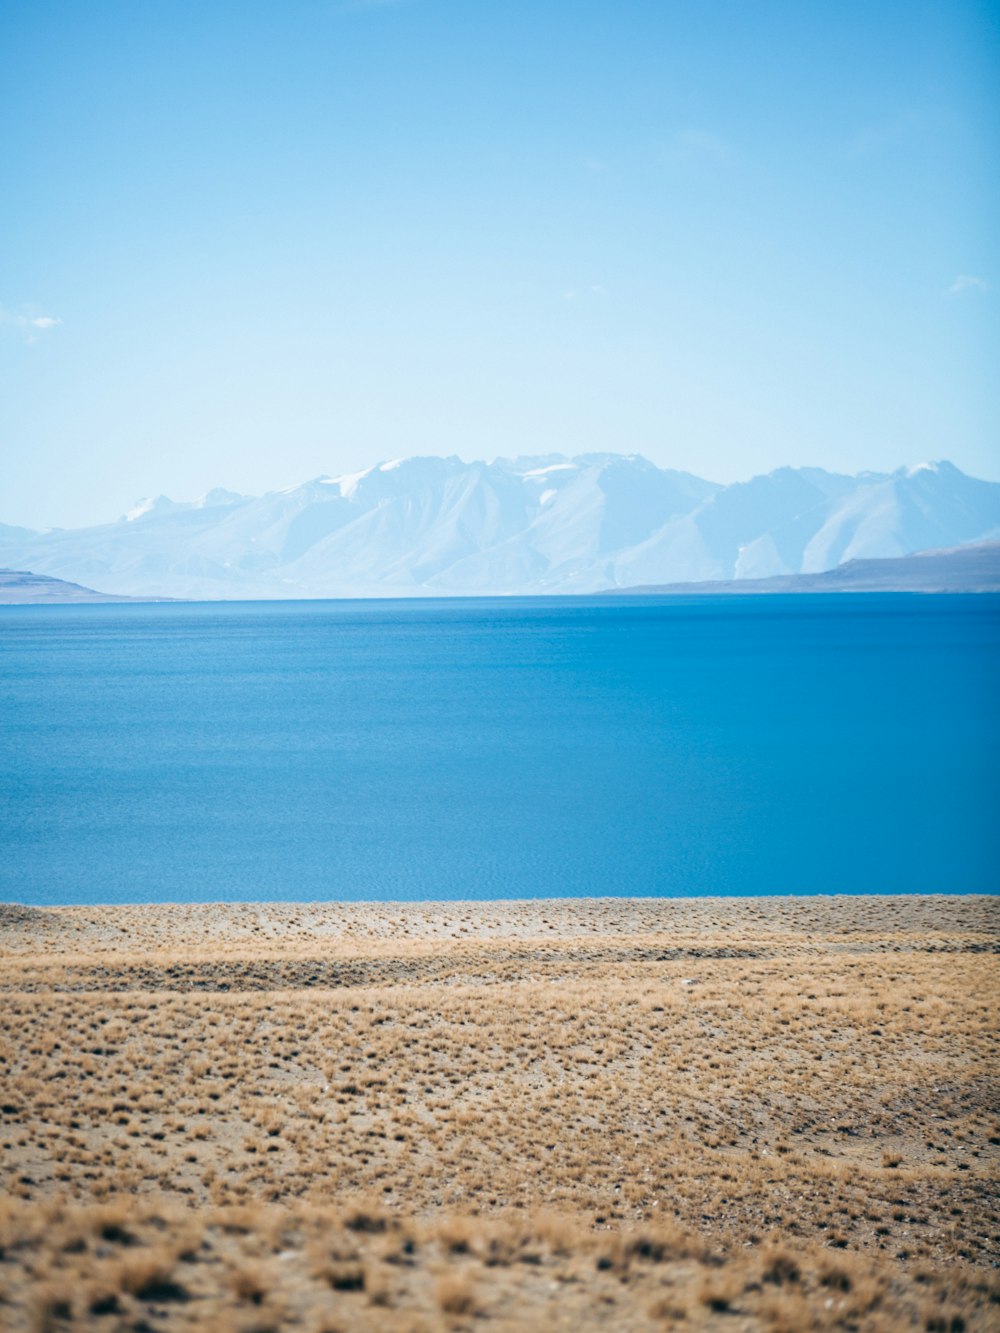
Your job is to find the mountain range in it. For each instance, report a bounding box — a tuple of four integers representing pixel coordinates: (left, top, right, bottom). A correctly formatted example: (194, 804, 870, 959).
(2, 455, 999, 600)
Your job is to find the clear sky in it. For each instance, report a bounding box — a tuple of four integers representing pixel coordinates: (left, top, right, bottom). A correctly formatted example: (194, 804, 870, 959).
(2, 0, 997, 529)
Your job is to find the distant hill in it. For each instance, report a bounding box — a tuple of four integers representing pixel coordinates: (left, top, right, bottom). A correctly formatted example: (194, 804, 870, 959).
(0, 569, 161, 604)
(613, 542, 1000, 595)
(1, 456, 999, 598)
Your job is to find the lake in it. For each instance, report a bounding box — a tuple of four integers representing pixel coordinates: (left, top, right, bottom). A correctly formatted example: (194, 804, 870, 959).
(1, 595, 997, 905)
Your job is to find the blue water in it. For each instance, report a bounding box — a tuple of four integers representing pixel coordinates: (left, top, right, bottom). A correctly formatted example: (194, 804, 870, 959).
(1, 596, 997, 905)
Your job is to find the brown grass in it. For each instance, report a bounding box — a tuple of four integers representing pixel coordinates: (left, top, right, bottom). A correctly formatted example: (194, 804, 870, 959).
(0, 894, 997, 1329)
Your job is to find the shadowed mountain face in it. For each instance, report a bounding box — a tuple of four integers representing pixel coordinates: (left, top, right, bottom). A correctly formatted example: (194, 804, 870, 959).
(1, 456, 998, 599)
(0, 569, 149, 604)
(614, 541, 1000, 595)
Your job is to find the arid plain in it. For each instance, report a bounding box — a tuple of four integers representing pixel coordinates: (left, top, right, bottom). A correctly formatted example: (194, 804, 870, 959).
(0, 896, 997, 1331)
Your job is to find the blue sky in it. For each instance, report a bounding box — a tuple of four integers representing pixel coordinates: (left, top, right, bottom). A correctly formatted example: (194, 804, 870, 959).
(2, 0, 997, 528)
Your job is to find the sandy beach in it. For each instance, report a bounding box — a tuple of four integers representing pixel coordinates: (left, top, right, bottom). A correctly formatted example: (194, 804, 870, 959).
(1, 895, 997, 1330)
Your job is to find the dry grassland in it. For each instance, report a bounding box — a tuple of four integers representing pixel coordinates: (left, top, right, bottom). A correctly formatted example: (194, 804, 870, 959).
(0, 895, 997, 1331)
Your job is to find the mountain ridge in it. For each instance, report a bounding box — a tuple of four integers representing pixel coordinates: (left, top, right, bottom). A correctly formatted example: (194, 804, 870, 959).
(0, 568, 168, 604)
(2, 455, 998, 600)
(610, 541, 1000, 595)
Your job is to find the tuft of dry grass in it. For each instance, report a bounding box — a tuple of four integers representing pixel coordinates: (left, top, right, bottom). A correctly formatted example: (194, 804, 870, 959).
(435, 1272, 478, 1316)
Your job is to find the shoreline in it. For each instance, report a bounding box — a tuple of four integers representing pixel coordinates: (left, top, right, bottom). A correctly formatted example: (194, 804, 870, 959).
(3, 888, 997, 912)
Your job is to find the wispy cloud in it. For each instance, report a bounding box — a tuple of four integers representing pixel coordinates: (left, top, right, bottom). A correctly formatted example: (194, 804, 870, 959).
(0, 305, 63, 343)
(845, 111, 921, 159)
(562, 284, 608, 303)
(843, 108, 953, 161)
(665, 129, 732, 165)
(948, 274, 990, 296)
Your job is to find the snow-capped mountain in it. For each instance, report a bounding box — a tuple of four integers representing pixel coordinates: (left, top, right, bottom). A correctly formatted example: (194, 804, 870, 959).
(1, 455, 998, 599)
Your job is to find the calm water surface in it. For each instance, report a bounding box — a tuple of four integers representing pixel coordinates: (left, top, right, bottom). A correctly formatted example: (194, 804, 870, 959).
(1, 596, 997, 904)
